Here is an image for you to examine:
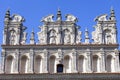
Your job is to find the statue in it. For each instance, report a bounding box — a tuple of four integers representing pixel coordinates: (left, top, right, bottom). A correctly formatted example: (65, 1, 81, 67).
(76, 31, 82, 44)
(21, 32, 27, 44)
(49, 30, 56, 44)
(64, 29, 70, 44)
(10, 30, 16, 45)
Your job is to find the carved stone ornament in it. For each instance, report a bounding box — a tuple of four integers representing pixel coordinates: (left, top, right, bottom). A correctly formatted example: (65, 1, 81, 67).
(41, 14, 54, 22)
(11, 14, 25, 22)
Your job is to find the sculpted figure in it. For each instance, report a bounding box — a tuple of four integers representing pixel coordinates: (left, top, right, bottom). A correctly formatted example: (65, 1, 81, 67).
(10, 30, 16, 45)
(21, 32, 27, 44)
(64, 29, 70, 44)
(49, 30, 56, 44)
(37, 31, 46, 44)
(92, 31, 100, 44)
(76, 31, 82, 44)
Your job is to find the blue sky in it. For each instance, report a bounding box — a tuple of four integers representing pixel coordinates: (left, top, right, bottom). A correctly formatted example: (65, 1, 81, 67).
(0, 0, 120, 51)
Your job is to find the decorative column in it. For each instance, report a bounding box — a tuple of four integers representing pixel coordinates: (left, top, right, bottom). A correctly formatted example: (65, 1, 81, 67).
(29, 49, 34, 73)
(43, 49, 48, 73)
(72, 49, 77, 73)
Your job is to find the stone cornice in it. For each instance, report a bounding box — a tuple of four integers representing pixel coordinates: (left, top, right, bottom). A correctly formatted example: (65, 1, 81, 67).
(1, 44, 119, 49)
(0, 73, 120, 80)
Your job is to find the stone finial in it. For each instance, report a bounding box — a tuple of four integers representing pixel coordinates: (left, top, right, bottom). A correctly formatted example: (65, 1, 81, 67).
(110, 7, 116, 21)
(85, 28, 90, 44)
(57, 8, 62, 21)
(5, 9, 10, 21)
(30, 29, 35, 44)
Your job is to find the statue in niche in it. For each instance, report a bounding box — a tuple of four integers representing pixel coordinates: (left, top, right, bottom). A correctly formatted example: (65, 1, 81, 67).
(49, 30, 56, 44)
(10, 30, 16, 45)
(64, 29, 70, 44)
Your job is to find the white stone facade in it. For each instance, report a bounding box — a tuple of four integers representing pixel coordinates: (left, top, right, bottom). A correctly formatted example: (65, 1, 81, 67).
(0, 8, 119, 74)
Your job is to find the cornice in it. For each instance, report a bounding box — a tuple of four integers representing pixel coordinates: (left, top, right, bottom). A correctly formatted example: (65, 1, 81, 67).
(1, 44, 119, 49)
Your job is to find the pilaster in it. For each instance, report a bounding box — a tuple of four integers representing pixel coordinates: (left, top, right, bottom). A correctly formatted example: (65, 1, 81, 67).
(29, 48, 34, 73)
(72, 49, 77, 73)
(43, 49, 48, 73)
(100, 48, 106, 72)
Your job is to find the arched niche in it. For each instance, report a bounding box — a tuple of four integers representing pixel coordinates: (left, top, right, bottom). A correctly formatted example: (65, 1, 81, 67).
(106, 55, 113, 72)
(34, 55, 42, 73)
(78, 55, 85, 72)
(5, 55, 14, 73)
(92, 55, 99, 72)
(20, 55, 28, 73)
(49, 55, 56, 73)
(64, 55, 71, 73)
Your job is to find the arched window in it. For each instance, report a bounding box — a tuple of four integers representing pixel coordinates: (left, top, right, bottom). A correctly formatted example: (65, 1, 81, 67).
(57, 64, 63, 73)
(106, 55, 113, 72)
(20, 56, 28, 73)
(92, 55, 99, 72)
(5, 55, 14, 73)
(64, 55, 71, 73)
(78, 55, 84, 72)
(49, 55, 56, 73)
(34, 55, 42, 73)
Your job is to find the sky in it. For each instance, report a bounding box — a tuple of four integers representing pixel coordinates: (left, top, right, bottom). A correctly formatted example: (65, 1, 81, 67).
(0, 0, 120, 53)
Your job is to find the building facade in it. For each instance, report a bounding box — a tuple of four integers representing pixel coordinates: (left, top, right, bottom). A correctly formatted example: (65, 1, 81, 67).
(0, 8, 119, 76)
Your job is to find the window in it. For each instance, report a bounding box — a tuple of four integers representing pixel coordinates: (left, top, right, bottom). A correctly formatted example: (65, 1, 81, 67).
(57, 64, 63, 73)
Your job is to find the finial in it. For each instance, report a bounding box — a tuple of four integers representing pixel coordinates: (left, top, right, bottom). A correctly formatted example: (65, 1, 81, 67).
(85, 27, 88, 32)
(57, 8, 62, 21)
(30, 29, 35, 44)
(110, 6, 116, 21)
(5, 9, 10, 20)
(85, 28, 90, 44)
